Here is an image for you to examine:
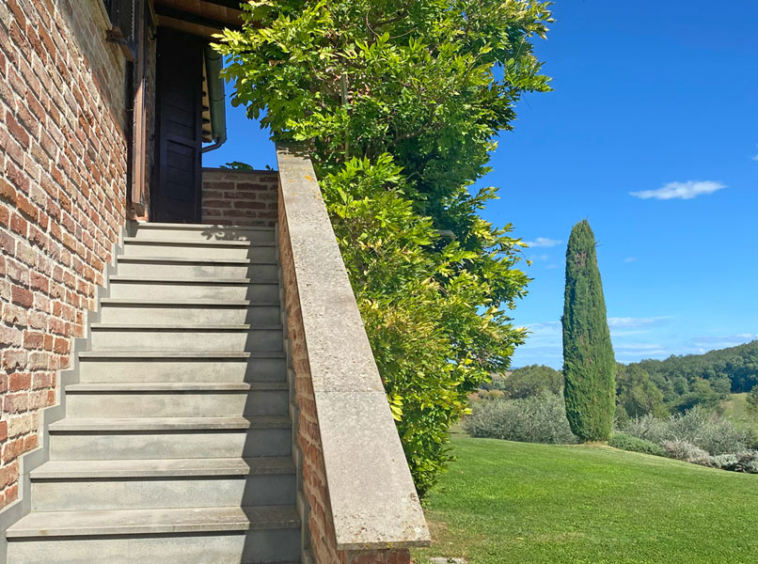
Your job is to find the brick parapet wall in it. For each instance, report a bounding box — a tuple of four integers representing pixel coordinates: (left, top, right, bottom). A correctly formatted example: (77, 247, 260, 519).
(278, 208, 335, 562)
(277, 154, 420, 563)
(0, 0, 128, 509)
(202, 169, 278, 227)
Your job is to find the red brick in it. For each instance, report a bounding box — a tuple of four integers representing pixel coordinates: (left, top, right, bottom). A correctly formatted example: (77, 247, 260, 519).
(5, 109, 30, 148)
(23, 331, 44, 350)
(16, 192, 37, 220)
(24, 434, 38, 451)
(11, 285, 33, 308)
(4, 484, 19, 505)
(0, 461, 19, 488)
(9, 372, 31, 392)
(0, 178, 17, 204)
(10, 211, 27, 235)
(4, 350, 28, 371)
(53, 337, 70, 355)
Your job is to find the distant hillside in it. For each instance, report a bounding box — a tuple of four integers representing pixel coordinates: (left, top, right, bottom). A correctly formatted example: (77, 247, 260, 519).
(626, 340, 758, 411)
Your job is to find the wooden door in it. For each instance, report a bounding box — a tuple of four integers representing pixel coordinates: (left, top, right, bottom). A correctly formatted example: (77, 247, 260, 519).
(153, 28, 205, 223)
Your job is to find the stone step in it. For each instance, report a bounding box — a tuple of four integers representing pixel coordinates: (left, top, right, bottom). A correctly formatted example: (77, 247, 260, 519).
(31, 457, 295, 480)
(122, 238, 277, 261)
(116, 256, 278, 280)
(108, 277, 281, 301)
(130, 222, 276, 243)
(30, 458, 296, 512)
(88, 325, 284, 353)
(76, 351, 287, 384)
(64, 382, 289, 418)
(99, 299, 282, 325)
(6, 506, 300, 563)
(48, 417, 292, 460)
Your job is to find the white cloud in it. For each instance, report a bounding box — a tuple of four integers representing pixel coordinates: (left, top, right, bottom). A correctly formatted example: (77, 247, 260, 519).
(752, 145, 758, 161)
(615, 343, 667, 353)
(545, 264, 559, 270)
(630, 181, 726, 200)
(524, 237, 562, 248)
(526, 321, 561, 337)
(623, 257, 637, 263)
(691, 333, 758, 349)
(607, 316, 669, 329)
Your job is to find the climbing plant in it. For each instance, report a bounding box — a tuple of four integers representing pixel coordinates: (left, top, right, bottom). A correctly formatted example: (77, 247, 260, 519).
(215, 0, 553, 495)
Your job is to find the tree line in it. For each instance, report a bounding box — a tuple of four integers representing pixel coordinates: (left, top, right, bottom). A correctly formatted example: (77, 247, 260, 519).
(490, 339, 758, 421)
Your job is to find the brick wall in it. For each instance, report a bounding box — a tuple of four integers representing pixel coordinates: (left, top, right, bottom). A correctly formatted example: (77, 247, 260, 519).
(202, 169, 278, 227)
(278, 179, 412, 564)
(0, 0, 129, 509)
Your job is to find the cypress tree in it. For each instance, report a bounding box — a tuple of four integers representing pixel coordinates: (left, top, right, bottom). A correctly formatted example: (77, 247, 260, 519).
(562, 220, 616, 441)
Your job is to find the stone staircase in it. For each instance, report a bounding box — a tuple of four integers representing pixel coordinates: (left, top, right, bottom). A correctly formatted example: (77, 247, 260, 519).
(5, 223, 301, 563)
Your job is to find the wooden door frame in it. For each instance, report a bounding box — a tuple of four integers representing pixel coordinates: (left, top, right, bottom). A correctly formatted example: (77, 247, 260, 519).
(128, 0, 148, 220)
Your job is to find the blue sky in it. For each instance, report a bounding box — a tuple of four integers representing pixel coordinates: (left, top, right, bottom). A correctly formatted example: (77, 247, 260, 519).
(205, 1, 758, 369)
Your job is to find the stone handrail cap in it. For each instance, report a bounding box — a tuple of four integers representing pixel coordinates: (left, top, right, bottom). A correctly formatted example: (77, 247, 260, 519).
(277, 144, 431, 550)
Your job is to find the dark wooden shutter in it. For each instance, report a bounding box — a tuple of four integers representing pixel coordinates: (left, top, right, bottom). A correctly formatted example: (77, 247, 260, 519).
(152, 28, 205, 223)
(105, 0, 137, 60)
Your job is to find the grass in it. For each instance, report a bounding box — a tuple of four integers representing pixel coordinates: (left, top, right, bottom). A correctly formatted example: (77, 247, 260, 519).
(721, 393, 758, 442)
(412, 437, 758, 564)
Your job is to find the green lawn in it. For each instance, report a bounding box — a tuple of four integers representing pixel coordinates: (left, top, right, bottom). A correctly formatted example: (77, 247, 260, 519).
(412, 437, 758, 564)
(722, 393, 758, 441)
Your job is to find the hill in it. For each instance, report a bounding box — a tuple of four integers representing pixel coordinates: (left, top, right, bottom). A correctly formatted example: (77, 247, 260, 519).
(412, 437, 758, 564)
(624, 340, 758, 412)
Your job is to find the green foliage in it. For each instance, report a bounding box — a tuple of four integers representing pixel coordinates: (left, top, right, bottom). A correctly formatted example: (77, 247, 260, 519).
(562, 220, 616, 441)
(615, 364, 668, 419)
(489, 364, 563, 398)
(748, 388, 758, 413)
(214, 0, 552, 494)
(220, 161, 254, 170)
(608, 433, 666, 457)
(464, 392, 577, 444)
(711, 451, 758, 474)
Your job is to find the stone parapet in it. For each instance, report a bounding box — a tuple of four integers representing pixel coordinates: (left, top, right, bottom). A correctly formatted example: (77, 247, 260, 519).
(276, 145, 430, 563)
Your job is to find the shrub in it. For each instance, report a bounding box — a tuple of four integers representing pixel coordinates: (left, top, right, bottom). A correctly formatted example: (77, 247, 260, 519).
(609, 433, 666, 457)
(663, 440, 714, 467)
(464, 392, 577, 444)
(493, 365, 563, 399)
(215, 0, 553, 497)
(747, 388, 758, 413)
(712, 451, 758, 474)
(619, 406, 750, 455)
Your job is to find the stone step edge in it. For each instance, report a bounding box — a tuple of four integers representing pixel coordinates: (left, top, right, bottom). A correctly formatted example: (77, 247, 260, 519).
(116, 256, 273, 265)
(65, 382, 288, 392)
(30, 457, 295, 480)
(100, 299, 280, 307)
(109, 276, 280, 285)
(6, 505, 300, 538)
(134, 223, 275, 232)
(89, 324, 283, 331)
(48, 416, 292, 433)
(77, 351, 285, 359)
(123, 237, 275, 248)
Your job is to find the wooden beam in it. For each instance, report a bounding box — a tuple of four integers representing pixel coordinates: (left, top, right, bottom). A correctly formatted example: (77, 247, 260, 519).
(154, 5, 241, 31)
(199, 0, 245, 10)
